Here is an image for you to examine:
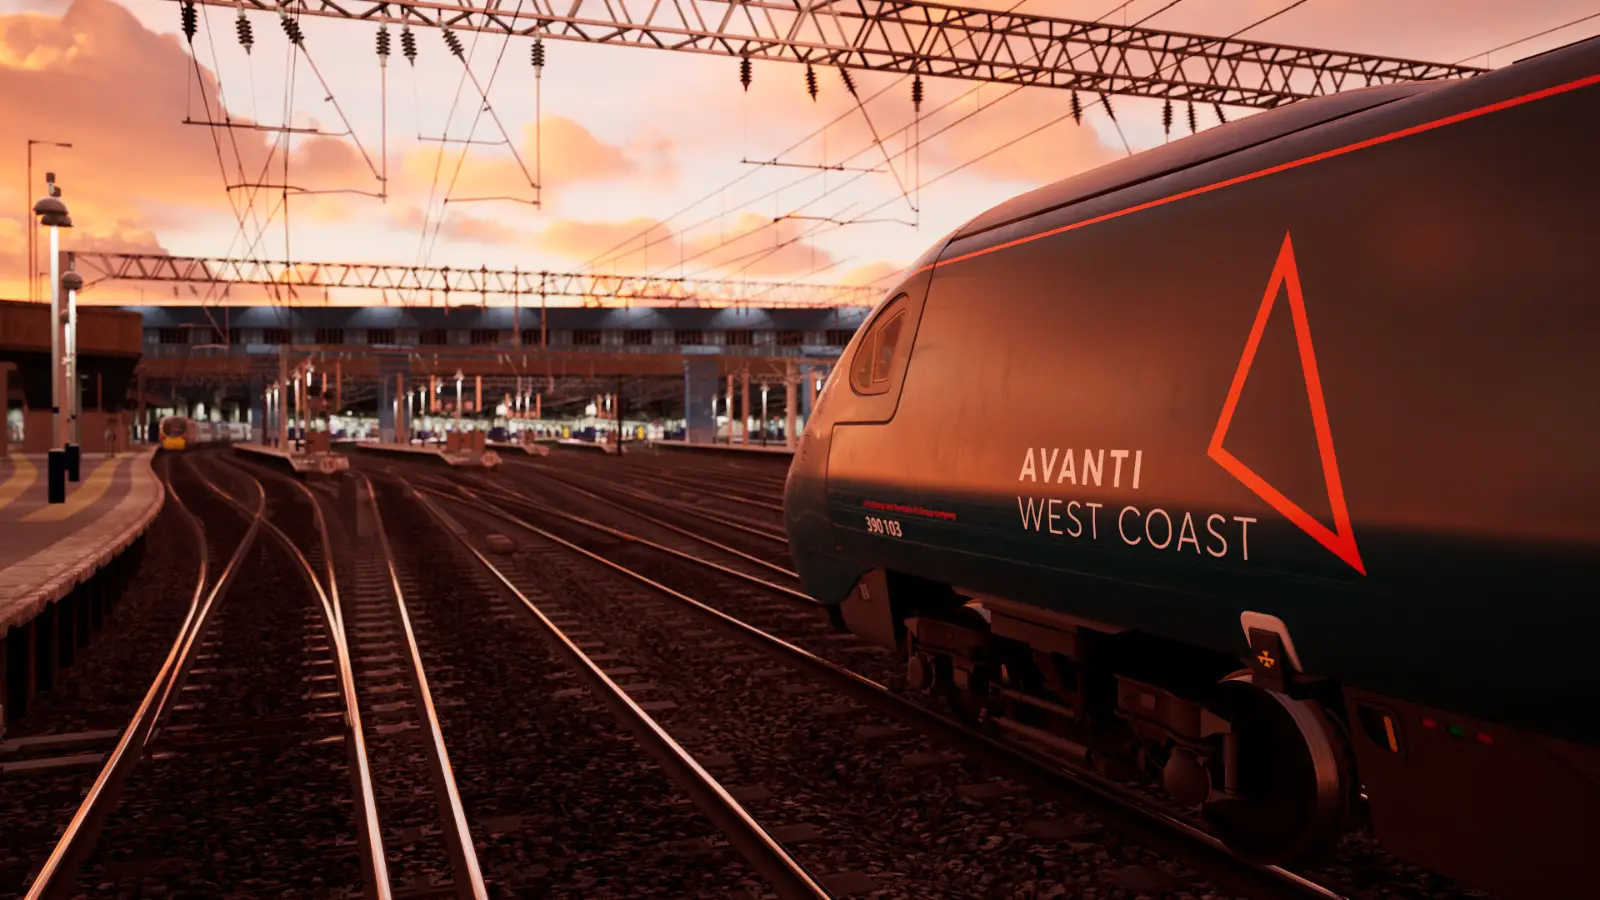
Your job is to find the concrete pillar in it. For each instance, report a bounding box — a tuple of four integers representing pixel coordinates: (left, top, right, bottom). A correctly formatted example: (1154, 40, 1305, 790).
(377, 372, 397, 444)
(740, 370, 751, 446)
(785, 361, 799, 449)
(250, 375, 266, 444)
(800, 365, 816, 422)
(683, 357, 717, 445)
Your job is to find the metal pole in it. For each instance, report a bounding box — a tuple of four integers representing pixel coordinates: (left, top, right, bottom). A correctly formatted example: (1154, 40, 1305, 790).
(67, 276, 79, 446)
(26, 145, 32, 305)
(49, 225, 61, 448)
(740, 369, 751, 447)
(785, 362, 798, 450)
(725, 375, 734, 445)
(278, 351, 289, 449)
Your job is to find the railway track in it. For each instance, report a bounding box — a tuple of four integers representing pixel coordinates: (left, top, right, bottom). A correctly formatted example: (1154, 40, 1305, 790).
(458, 455, 1499, 900)
(396, 465, 1330, 900)
(365, 469, 829, 898)
(227, 455, 490, 899)
(501, 460, 793, 569)
(14, 453, 374, 897)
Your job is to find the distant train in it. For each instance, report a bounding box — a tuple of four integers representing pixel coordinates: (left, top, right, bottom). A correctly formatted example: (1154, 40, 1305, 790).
(159, 416, 251, 451)
(784, 37, 1597, 900)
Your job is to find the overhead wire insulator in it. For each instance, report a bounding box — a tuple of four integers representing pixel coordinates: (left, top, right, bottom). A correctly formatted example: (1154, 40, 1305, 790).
(838, 67, 857, 97)
(911, 74, 923, 111)
(443, 28, 464, 58)
(236, 8, 254, 53)
(1214, 102, 1228, 124)
(805, 64, 817, 101)
(401, 25, 417, 64)
(531, 38, 545, 70)
(181, 2, 197, 43)
(377, 23, 391, 60)
(1162, 99, 1173, 138)
(1070, 91, 1082, 125)
(1099, 93, 1116, 121)
(278, 10, 304, 46)
(1187, 100, 1198, 134)
(739, 56, 752, 91)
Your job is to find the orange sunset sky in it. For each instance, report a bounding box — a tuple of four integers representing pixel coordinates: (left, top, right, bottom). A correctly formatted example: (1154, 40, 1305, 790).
(1, 0, 1595, 306)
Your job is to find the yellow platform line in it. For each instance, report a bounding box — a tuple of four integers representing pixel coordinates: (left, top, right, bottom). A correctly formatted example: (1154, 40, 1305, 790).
(22, 456, 126, 522)
(0, 454, 39, 510)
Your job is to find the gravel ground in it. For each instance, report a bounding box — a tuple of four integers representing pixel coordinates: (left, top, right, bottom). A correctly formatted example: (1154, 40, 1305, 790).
(369, 472, 771, 898)
(409, 467, 1236, 900)
(494, 463, 797, 574)
(449, 453, 1502, 900)
(527, 453, 786, 529)
(0, 456, 199, 898)
(71, 456, 365, 898)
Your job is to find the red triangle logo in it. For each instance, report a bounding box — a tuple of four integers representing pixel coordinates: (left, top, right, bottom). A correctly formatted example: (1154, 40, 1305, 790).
(1208, 232, 1365, 576)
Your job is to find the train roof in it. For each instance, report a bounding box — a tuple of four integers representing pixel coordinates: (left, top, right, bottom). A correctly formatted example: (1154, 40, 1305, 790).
(953, 81, 1443, 244)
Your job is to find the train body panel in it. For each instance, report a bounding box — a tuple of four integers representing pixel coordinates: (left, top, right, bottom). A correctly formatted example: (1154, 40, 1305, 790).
(786, 37, 1600, 899)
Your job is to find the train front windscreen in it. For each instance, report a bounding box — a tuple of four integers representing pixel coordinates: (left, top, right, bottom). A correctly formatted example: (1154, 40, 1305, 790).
(161, 418, 188, 437)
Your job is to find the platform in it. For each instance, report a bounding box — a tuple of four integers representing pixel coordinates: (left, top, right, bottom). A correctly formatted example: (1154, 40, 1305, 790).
(0, 449, 165, 632)
(648, 439, 794, 457)
(353, 443, 502, 469)
(233, 443, 351, 475)
(553, 439, 625, 455)
(487, 441, 551, 457)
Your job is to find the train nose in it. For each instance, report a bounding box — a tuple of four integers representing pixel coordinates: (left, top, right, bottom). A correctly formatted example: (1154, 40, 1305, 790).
(783, 426, 862, 606)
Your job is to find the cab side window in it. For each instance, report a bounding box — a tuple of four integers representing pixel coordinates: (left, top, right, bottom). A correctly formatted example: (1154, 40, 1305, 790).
(849, 296, 910, 396)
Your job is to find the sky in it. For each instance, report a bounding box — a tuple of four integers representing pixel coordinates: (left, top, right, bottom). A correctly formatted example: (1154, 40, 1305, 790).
(0, 0, 1595, 307)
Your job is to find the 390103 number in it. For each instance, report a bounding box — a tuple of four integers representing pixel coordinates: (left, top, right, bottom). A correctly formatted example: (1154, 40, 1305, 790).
(864, 515, 903, 538)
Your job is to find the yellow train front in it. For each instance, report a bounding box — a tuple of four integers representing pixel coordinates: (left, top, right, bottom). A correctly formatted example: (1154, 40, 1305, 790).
(159, 416, 194, 451)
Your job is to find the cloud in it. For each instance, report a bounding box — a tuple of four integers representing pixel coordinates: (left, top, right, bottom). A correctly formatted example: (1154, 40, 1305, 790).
(532, 211, 854, 278)
(841, 261, 901, 287)
(0, 0, 379, 263)
(395, 115, 674, 205)
(389, 203, 522, 245)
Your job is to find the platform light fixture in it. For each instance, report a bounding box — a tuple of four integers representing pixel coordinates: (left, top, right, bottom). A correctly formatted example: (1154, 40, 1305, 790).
(35, 174, 74, 501)
(61, 264, 84, 464)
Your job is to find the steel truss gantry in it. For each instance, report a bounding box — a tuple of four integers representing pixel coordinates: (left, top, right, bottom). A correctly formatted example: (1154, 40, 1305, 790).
(168, 0, 1483, 108)
(73, 251, 883, 309)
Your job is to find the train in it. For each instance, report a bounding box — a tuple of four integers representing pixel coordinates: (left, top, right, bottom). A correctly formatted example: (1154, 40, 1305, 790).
(158, 416, 252, 451)
(783, 36, 1598, 900)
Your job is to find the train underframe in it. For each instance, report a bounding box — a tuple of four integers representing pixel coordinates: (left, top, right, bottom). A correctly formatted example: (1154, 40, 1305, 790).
(828, 568, 1595, 900)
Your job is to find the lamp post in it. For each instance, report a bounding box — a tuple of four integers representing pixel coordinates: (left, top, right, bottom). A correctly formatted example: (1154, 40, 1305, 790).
(62, 264, 84, 479)
(454, 370, 464, 434)
(26, 140, 71, 305)
(33, 178, 72, 502)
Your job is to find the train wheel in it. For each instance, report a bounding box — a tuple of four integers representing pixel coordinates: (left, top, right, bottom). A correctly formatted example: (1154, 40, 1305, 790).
(1202, 674, 1352, 866)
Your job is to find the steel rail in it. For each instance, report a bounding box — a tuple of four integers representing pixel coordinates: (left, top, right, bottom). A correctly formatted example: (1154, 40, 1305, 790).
(512, 460, 789, 544)
(465, 469, 798, 581)
(354, 470, 490, 899)
(402, 479, 835, 900)
(599, 466, 787, 512)
(24, 454, 259, 900)
(207, 458, 394, 900)
(440, 485, 1349, 900)
(416, 481, 813, 606)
